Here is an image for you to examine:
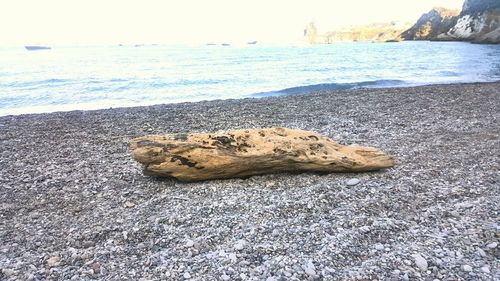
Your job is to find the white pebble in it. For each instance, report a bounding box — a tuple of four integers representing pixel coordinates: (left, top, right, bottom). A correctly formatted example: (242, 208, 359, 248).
(302, 261, 316, 277)
(2, 269, 15, 276)
(124, 201, 135, 208)
(346, 178, 360, 186)
(462, 265, 472, 272)
(480, 266, 490, 273)
(221, 274, 230, 280)
(185, 239, 194, 247)
(477, 248, 486, 257)
(486, 242, 497, 249)
(183, 272, 191, 279)
(375, 244, 384, 250)
(234, 240, 246, 251)
(414, 254, 428, 271)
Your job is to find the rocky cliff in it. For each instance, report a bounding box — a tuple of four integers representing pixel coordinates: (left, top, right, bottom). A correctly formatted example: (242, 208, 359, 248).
(461, 0, 500, 14)
(325, 22, 410, 43)
(439, 0, 500, 43)
(402, 0, 500, 43)
(400, 7, 459, 40)
(305, 22, 411, 43)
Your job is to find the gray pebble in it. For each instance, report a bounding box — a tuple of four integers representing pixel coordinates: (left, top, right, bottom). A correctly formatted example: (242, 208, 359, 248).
(185, 239, 194, 248)
(302, 261, 316, 277)
(462, 265, 472, 272)
(234, 240, 246, 251)
(477, 248, 486, 257)
(414, 255, 428, 271)
(346, 178, 360, 186)
(480, 266, 490, 273)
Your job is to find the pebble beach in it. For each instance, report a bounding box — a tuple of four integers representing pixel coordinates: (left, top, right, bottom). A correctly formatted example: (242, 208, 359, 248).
(0, 82, 499, 280)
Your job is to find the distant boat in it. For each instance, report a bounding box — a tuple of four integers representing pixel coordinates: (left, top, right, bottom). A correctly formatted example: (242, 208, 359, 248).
(25, 46, 51, 51)
(206, 43, 217, 46)
(221, 43, 231, 46)
(247, 41, 257, 45)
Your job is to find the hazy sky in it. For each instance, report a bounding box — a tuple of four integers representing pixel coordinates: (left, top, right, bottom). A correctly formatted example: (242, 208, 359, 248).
(0, 0, 463, 46)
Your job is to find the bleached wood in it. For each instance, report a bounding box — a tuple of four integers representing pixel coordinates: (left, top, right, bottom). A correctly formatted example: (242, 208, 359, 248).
(130, 128, 394, 181)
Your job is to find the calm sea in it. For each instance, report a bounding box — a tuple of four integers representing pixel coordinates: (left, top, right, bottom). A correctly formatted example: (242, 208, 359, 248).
(1, 42, 499, 116)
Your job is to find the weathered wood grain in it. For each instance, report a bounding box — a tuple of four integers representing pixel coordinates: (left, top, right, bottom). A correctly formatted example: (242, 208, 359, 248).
(130, 128, 394, 181)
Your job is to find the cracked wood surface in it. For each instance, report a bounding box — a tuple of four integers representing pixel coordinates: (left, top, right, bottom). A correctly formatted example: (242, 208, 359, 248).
(130, 127, 395, 181)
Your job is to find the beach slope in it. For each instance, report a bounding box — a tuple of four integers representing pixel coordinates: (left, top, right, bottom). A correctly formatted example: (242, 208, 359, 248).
(0, 82, 499, 279)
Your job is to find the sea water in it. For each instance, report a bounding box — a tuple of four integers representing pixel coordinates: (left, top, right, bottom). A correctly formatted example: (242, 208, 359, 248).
(0, 41, 499, 116)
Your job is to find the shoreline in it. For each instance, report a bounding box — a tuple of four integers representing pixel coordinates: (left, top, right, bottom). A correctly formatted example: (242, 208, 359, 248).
(1, 80, 499, 118)
(1, 82, 499, 279)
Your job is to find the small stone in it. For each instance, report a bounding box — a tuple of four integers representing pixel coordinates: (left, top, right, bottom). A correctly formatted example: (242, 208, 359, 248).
(221, 273, 230, 280)
(228, 253, 237, 263)
(2, 268, 15, 276)
(302, 261, 316, 277)
(480, 266, 490, 273)
(234, 240, 246, 251)
(183, 272, 191, 279)
(124, 201, 135, 208)
(359, 226, 370, 233)
(477, 248, 486, 257)
(266, 277, 277, 281)
(318, 194, 326, 200)
(486, 242, 497, 249)
(346, 178, 360, 186)
(414, 254, 428, 271)
(91, 262, 101, 274)
(375, 244, 384, 250)
(462, 265, 472, 272)
(46, 256, 61, 267)
(185, 239, 194, 247)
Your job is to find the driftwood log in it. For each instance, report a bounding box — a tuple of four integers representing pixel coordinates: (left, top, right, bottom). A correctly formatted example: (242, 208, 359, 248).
(130, 127, 394, 181)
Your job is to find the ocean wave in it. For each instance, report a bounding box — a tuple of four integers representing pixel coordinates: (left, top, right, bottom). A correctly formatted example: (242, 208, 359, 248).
(253, 79, 407, 97)
(1, 78, 71, 88)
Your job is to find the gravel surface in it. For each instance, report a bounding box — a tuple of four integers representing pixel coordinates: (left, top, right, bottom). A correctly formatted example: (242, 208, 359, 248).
(1, 82, 499, 280)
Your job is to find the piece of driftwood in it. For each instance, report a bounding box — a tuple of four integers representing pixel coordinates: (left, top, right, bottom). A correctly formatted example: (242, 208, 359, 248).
(130, 127, 394, 181)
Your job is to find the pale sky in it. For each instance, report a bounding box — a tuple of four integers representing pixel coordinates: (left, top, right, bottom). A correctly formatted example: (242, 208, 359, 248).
(0, 0, 463, 46)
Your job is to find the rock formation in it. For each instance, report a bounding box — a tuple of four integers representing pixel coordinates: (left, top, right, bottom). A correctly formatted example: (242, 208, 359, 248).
(130, 128, 394, 181)
(305, 22, 411, 43)
(439, 0, 500, 43)
(304, 22, 320, 44)
(324, 22, 411, 43)
(402, 0, 500, 43)
(400, 7, 460, 40)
